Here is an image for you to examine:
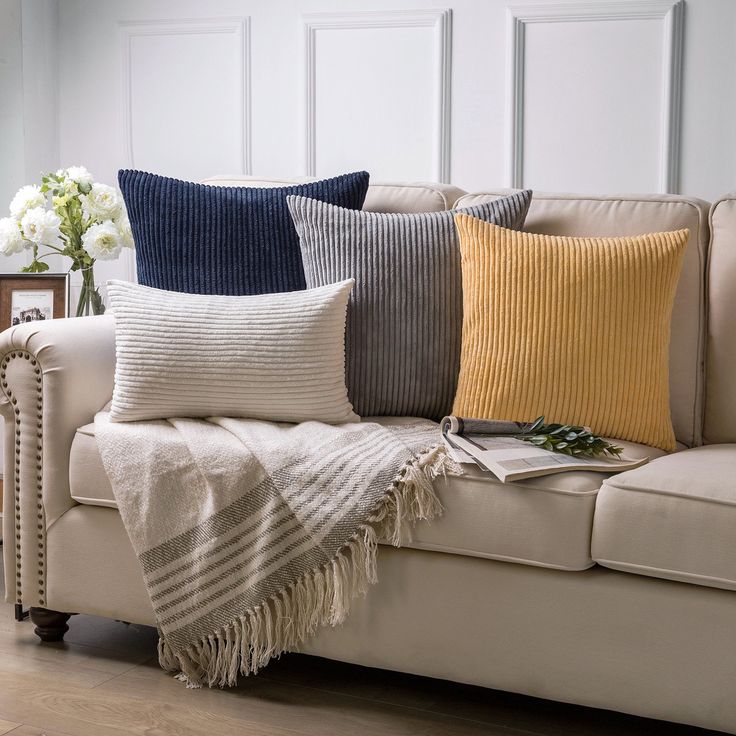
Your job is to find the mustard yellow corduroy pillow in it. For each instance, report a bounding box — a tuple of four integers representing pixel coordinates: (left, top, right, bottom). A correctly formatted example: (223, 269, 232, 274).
(451, 215, 689, 451)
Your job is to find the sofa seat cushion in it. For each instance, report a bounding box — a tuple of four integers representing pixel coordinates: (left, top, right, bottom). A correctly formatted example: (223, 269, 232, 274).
(592, 445, 736, 591)
(70, 424, 117, 508)
(69, 418, 662, 571)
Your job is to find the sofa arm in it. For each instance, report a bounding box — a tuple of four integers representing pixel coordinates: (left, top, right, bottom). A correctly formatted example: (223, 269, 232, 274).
(0, 315, 115, 608)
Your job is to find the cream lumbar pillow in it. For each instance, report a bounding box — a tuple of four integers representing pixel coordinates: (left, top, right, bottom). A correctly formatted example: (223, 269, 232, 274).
(451, 215, 689, 451)
(107, 279, 359, 424)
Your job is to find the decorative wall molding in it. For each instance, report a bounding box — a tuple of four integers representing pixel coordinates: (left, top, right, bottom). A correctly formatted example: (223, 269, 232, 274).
(505, 0, 684, 192)
(119, 17, 252, 176)
(302, 9, 452, 182)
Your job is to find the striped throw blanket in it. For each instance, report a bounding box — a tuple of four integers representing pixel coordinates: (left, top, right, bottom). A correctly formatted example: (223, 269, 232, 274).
(94, 412, 455, 687)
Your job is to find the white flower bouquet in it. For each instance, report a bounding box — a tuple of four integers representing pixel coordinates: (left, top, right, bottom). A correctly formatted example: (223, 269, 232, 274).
(0, 166, 133, 316)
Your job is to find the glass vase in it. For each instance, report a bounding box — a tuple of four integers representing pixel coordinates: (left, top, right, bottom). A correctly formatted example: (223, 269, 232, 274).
(76, 264, 106, 317)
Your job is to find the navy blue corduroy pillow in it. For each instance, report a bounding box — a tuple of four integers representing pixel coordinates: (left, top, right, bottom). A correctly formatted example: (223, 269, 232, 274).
(118, 170, 370, 295)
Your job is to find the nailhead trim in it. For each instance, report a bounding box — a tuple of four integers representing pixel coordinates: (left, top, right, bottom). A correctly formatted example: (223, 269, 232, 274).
(0, 350, 44, 606)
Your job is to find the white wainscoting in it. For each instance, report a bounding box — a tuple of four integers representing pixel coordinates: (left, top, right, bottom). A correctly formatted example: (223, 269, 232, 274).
(1, 0, 734, 294)
(120, 17, 252, 180)
(6, 0, 732, 215)
(303, 9, 452, 182)
(505, 0, 684, 193)
(0, 0, 734, 280)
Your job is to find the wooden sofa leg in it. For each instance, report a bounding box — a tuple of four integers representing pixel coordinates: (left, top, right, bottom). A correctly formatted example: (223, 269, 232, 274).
(29, 607, 71, 642)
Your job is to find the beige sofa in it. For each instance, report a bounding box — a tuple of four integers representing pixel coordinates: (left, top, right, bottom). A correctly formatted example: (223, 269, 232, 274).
(2, 181, 735, 734)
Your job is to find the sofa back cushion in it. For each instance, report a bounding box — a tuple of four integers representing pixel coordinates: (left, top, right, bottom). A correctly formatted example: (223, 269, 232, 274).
(200, 176, 467, 213)
(120, 170, 369, 295)
(704, 195, 736, 444)
(455, 191, 709, 448)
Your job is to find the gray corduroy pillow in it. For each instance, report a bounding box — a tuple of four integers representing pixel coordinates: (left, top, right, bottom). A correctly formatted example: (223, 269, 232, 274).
(287, 190, 532, 419)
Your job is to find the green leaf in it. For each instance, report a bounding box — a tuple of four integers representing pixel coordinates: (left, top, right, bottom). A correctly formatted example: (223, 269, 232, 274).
(520, 423, 625, 460)
(528, 416, 545, 433)
(20, 260, 50, 273)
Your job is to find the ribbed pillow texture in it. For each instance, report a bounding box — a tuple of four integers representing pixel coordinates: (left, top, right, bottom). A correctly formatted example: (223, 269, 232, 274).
(107, 279, 358, 424)
(287, 191, 532, 419)
(119, 170, 370, 295)
(451, 215, 689, 451)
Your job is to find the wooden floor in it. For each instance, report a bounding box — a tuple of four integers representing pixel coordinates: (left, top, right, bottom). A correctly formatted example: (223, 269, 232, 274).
(0, 556, 725, 736)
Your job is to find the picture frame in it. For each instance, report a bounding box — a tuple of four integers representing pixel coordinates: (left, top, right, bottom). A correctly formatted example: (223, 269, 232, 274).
(0, 272, 70, 332)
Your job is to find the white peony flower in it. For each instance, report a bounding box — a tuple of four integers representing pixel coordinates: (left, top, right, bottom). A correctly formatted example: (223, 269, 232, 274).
(82, 220, 122, 260)
(10, 185, 46, 219)
(115, 212, 135, 249)
(0, 217, 28, 256)
(64, 165, 94, 186)
(82, 183, 122, 222)
(20, 207, 62, 246)
(63, 179, 78, 194)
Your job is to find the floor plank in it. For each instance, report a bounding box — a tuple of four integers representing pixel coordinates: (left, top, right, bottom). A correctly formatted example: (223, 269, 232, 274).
(4, 726, 72, 736)
(0, 623, 148, 687)
(0, 719, 20, 736)
(95, 657, 513, 736)
(0, 650, 118, 690)
(0, 671, 307, 736)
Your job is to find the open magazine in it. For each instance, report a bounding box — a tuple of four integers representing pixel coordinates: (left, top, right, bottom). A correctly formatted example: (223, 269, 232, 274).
(441, 416, 648, 483)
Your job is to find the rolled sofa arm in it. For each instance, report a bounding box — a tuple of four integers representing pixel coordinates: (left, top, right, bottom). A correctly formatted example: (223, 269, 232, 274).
(0, 315, 115, 608)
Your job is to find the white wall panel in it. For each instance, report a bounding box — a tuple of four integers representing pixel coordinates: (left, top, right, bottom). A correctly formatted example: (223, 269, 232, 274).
(679, 0, 736, 201)
(0, 0, 733, 237)
(0, 0, 27, 234)
(506, 1, 683, 193)
(303, 9, 451, 182)
(120, 18, 251, 181)
(0, 0, 59, 271)
(21, 0, 60, 188)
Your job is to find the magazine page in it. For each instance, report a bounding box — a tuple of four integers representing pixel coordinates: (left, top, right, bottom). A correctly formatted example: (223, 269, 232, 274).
(442, 416, 648, 483)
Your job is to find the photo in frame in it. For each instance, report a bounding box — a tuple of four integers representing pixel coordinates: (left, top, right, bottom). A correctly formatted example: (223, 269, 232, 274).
(0, 272, 70, 332)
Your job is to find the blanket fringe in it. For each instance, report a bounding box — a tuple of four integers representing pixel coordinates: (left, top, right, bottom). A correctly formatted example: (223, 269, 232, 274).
(159, 444, 460, 688)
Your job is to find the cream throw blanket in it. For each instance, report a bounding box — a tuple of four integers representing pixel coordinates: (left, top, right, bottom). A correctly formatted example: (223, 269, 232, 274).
(94, 412, 455, 687)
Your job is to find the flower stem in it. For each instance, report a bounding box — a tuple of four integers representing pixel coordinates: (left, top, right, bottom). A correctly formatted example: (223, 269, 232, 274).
(76, 271, 88, 317)
(75, 263, 104, 317)
(37, 242, 66, 254)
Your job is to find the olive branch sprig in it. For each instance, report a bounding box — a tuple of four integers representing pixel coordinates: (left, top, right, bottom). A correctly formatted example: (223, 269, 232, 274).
(518, 416, 623, 459)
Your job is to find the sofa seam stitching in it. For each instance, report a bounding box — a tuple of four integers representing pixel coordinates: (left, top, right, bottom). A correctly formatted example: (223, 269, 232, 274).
(601, 481, 736, 509)
(594, 558, 735, 587)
